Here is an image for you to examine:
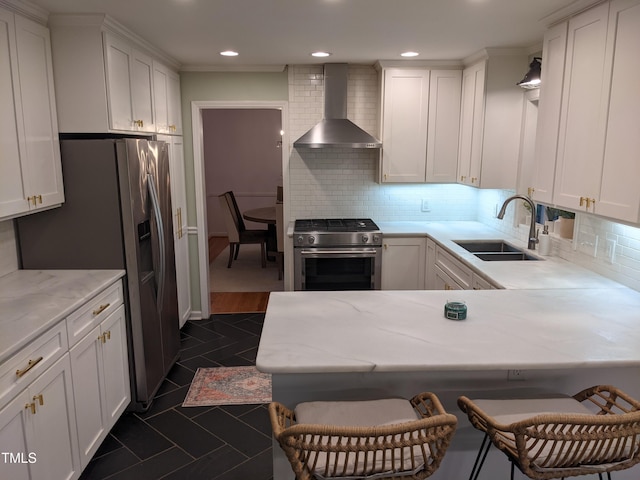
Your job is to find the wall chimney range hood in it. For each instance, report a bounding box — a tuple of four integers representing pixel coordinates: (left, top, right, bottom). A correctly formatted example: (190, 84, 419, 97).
(293, 64, 382, 149)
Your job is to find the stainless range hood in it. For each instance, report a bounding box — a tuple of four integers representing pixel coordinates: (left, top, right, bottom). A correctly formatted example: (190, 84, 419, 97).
(293, 64, 382, 149)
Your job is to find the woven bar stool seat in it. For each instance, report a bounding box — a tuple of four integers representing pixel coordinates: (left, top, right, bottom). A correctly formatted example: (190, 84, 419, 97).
(269, 392, 457, 480)
(457, 385, 640, 480)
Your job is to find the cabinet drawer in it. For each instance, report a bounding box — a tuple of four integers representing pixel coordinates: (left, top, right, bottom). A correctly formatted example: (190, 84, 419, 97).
(0, 321, 68, 409)
(434, 247, 472, 289)
(67, 281, 124, 347)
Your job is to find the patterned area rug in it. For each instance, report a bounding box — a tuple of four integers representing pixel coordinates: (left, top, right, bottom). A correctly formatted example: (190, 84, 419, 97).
(182, 366, 272, 407)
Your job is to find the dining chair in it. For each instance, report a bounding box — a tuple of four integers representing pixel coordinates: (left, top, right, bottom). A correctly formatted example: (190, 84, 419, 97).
(458, 385, 640, 480)
(218, 191, 268, 268)
(269, 391, 457, 480)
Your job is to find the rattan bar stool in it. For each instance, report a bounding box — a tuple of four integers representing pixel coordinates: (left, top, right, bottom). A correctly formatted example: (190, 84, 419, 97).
(457, 385, 640, 480)
(269, 392, 457, 480)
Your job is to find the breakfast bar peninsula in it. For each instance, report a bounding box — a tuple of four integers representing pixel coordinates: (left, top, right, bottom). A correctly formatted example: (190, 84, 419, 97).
(256, 288, 640, 479)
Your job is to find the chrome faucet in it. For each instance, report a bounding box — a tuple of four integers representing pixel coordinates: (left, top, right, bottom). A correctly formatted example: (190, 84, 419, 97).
(497, 194, 538, 250)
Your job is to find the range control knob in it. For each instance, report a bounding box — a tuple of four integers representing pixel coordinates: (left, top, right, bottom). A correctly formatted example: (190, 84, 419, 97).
(308, 235, 316, 245)
(361, 234, 369, 243)
(296, 235, 304, 245)
(372, 234, 381, 244)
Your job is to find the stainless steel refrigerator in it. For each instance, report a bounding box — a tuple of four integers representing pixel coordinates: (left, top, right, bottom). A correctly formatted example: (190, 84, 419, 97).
(17, 138, 180, 412)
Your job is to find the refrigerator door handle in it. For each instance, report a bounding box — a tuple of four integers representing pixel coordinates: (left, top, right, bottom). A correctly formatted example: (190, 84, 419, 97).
(147, 173, 166, 314)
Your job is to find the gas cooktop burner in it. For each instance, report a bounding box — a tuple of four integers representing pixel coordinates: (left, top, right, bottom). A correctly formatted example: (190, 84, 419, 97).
(294, 218, 379, 232)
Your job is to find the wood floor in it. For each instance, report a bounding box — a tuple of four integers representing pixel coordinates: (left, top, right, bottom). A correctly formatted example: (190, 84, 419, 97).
(208, 236, 271, 314)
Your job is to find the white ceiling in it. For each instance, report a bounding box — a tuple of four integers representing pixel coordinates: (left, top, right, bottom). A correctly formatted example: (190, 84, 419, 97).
(29, 0, 587, 70)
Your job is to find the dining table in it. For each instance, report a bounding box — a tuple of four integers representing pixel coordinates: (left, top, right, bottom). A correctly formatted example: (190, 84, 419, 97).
(242, 206, 276, 225)
(243, 205, 278, 258)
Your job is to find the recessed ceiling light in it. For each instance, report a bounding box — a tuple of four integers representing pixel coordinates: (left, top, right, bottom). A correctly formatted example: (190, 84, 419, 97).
(311, 51, 332, 58)
(401, 51, 420, 57)
(220, 50, 239, 57)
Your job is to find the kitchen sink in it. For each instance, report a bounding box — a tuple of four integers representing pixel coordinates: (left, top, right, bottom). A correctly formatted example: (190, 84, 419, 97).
(453, 240, 542, 261)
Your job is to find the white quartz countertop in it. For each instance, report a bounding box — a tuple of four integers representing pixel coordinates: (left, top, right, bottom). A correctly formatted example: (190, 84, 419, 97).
(0, 269, 125, 363)
(378, 221, 623, 290)
(256, 288, 640, 374)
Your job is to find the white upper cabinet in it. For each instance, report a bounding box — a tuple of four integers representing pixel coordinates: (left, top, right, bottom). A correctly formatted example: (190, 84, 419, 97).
(541, 0, 640, 223)
(457, 50, 528, 189)
(530, 22, 568, 204)
(0, 7, 64, 221)
(426, 70, 462, 182)
(380, 68, 430, 183)
(596, 0, 640, 222)
(104, 32, 155, 133)
(379, 66, 461, 183)
(552, 2, 610, 211)
(49, 14, 180, 135)
(154, 61, 182, 135)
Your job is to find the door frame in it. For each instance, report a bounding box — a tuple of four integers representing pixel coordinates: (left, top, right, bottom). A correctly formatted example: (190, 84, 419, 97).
(191, 100, 290, 318)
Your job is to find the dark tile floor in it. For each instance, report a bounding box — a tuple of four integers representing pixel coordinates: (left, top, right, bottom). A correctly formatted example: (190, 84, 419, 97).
(79, 313, 273, 480)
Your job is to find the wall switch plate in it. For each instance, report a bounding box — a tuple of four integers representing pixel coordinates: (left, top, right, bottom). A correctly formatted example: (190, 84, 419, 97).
(421, 199, 430, 212)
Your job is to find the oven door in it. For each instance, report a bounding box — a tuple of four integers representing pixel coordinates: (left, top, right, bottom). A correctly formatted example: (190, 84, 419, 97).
(294, 247, 381, 291)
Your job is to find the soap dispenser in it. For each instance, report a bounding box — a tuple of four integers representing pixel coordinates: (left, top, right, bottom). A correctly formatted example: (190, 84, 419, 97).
(538, 224, 552, 256)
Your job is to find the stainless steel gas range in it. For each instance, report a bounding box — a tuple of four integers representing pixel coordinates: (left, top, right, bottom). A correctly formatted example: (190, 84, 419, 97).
(293, 218, 382, 291)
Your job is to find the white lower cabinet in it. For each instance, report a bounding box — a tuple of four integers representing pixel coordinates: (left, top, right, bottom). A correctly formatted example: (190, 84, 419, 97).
(381, 237, 426, 290)
(0, 355, 80, 480)
(427, 241, 499, 291)
(70, 304, 129, 468)
(0, 278, 129, 480)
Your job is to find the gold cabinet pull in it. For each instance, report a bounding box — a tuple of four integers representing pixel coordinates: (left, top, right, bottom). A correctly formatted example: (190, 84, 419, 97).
(527, 187, 535, 197)
(25, 402, 36, 414)
(92, 303, 110, 316)
(98, 333, 106, 344)
(33, 394, 44, 406)
(444, 283, 452, 290)
(36, 194, 42, 204)
(134, 120, 144, 128)
(26, 195, 35, 206)
(579, 196, 586, 207)
(105, 330, 111, 341)
(460, 175, 466, 182)
(471, 177, 478, 184)
(585, 197, 596, 209)
(16, 357, 43, 377)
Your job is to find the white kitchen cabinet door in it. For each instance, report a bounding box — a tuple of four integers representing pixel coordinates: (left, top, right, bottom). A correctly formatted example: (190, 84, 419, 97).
(167, 68, 182, 135)
(14, 15, 64, 213)
(426, 70, 462, 183)
(0, 390, 33, 480)
(70, 323, 106, 469)
(130, 48, 155, 132)
(0, 8, 28, 219)
(154, 62, 182, 135)
(531, 22, 568, 204)
(457, 60, 485, 187)
(0, 10, 63, 221)
(434, 265, 464, 291)
(28, 355, 80, 480)
(381, 237, 426, 290)
(552, 3, 609, 212)
(380, 69, 430, 183)
(104, 33, 155, 133)
(159, 135, 191, 327)
(70, 304, 129, 469)
(425, 238, 437, 290)
(596, 0, 640, 222)
(100, 305, 130, 426)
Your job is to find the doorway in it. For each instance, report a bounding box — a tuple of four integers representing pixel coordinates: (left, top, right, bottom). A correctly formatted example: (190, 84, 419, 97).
(191, 101, 290, 318)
